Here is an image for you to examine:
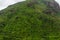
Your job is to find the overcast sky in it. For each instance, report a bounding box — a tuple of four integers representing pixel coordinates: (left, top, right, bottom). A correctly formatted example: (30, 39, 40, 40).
(55, 0, 60, 4)
(0, 0, 25, 10)
(0, 0, 59, 10)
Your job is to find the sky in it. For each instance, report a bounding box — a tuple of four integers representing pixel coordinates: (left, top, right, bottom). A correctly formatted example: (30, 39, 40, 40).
(0, 0, 59, 10)
(55, 0, 60, 4)
(0, 0, 25, 10)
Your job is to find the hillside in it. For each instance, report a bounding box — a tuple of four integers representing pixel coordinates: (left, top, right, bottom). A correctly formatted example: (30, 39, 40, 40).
(0, 0, 60, 40)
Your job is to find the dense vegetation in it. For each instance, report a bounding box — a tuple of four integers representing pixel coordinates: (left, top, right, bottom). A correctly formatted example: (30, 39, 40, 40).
(0, 0, 60, 40)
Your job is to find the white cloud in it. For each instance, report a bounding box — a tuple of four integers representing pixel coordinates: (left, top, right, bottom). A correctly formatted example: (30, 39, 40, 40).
(0, 0, 25, 10)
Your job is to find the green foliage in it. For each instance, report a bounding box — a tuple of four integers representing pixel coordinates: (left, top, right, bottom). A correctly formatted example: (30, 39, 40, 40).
(0, 0, 60, 40)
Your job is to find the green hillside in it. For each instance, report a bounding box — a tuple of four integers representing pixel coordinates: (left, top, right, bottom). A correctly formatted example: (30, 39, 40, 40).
(0, 0, 60, 40)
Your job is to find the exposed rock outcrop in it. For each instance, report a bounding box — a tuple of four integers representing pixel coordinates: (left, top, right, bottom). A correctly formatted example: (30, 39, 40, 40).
(43, 0, 60, 15)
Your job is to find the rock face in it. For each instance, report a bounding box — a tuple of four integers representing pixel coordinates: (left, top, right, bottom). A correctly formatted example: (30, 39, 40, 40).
(45, 0, 60, 10)
(43, 0, 60, 15)
(27, 0, 60, 15)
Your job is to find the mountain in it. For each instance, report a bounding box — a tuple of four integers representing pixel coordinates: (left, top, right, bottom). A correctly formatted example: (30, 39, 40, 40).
(0, 0, 60, 40)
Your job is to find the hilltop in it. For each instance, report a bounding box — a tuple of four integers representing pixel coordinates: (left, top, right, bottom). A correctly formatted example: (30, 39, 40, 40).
(0, 0, 60, 40)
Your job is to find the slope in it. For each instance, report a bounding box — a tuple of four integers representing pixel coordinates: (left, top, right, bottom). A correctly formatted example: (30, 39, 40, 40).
(0, 0, 60, 40)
